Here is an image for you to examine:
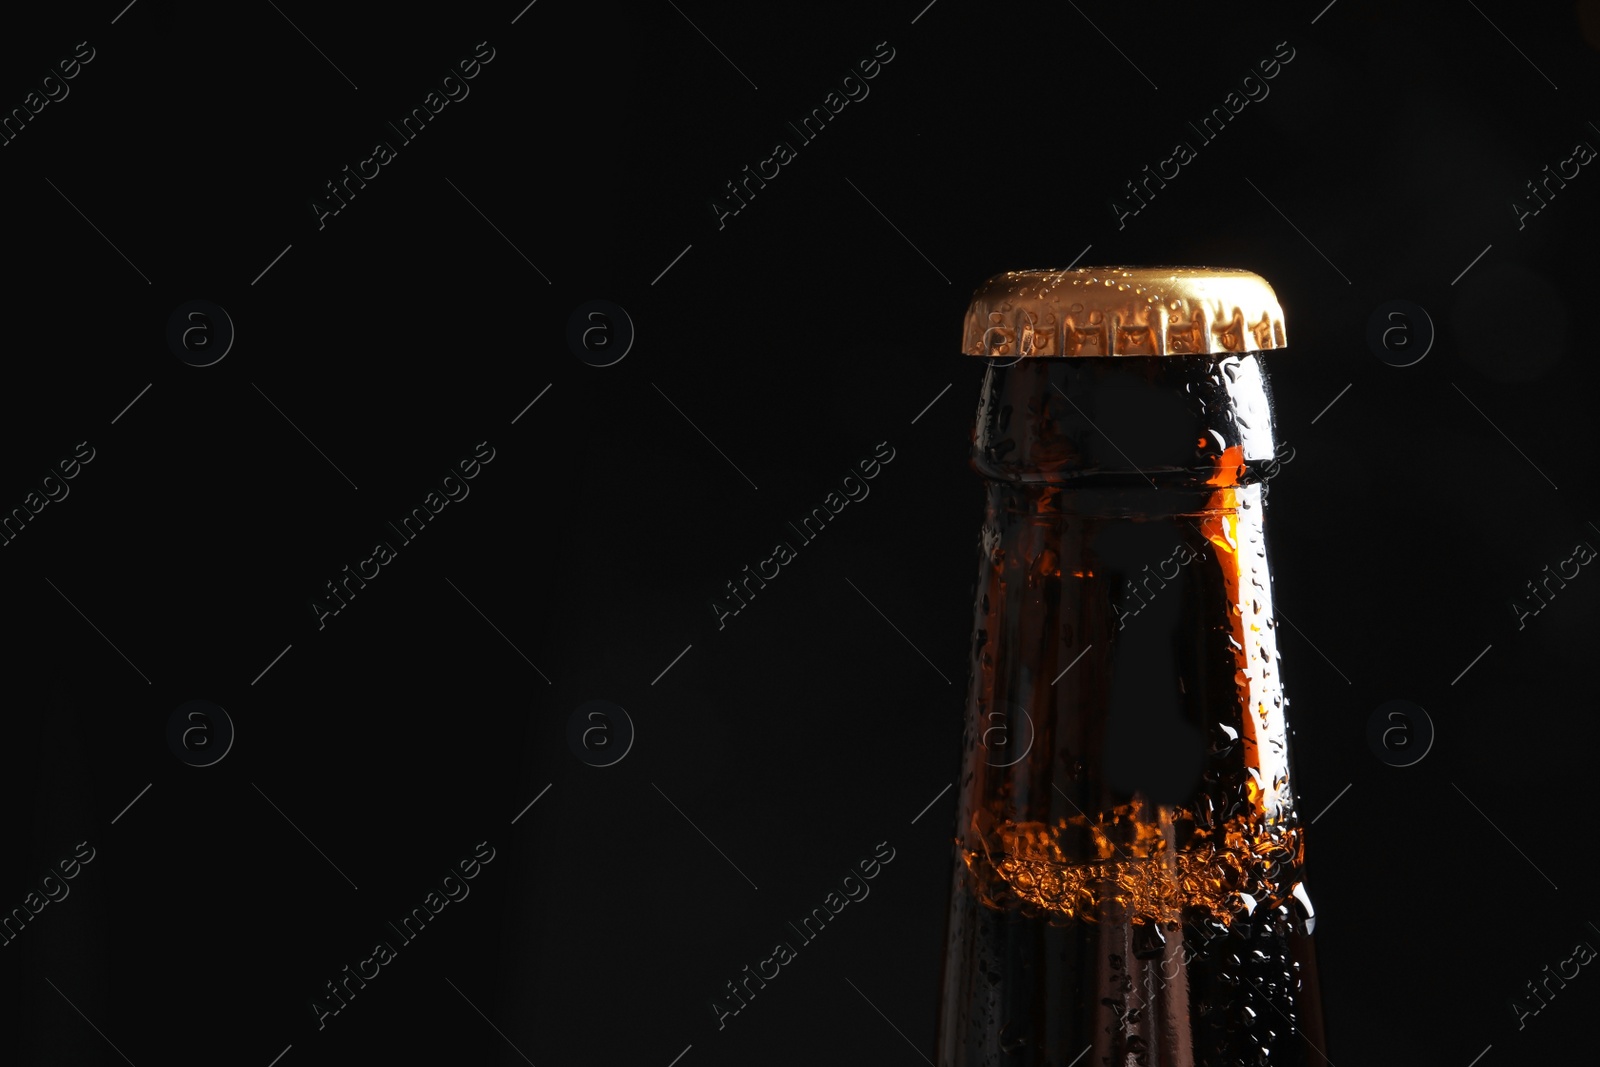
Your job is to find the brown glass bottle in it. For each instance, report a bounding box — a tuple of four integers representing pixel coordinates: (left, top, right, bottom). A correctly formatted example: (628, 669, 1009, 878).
(936, 268, 1327, 1067)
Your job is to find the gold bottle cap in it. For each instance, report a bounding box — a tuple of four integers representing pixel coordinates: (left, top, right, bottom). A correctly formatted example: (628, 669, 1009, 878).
(962, 265, 1287, 357)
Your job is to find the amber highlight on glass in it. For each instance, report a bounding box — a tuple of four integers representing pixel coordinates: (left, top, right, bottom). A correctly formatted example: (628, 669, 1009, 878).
(936, 267, 1327, 1066)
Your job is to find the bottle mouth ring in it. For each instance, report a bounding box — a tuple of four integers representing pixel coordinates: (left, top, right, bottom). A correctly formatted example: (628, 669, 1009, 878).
(972, 353, 1281, 482)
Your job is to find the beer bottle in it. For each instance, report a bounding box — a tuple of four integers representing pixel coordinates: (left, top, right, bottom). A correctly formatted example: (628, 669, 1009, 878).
(936, 267, 1328, 1066)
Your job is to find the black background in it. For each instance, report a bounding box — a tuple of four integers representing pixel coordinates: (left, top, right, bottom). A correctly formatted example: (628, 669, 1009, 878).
(3, 1, 1598, 1064)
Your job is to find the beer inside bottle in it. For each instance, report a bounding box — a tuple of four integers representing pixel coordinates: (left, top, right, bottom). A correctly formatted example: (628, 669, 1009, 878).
(937, 268, 1328, 1067)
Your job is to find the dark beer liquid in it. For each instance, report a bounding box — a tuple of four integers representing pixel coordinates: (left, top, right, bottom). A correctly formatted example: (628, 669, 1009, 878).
(936, 355, 1327, 1067)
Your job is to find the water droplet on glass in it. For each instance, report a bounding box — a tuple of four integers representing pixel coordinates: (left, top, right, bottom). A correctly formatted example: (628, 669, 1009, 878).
(1290, 882, 1316, 935)
(1133, 922, 1168, 959)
